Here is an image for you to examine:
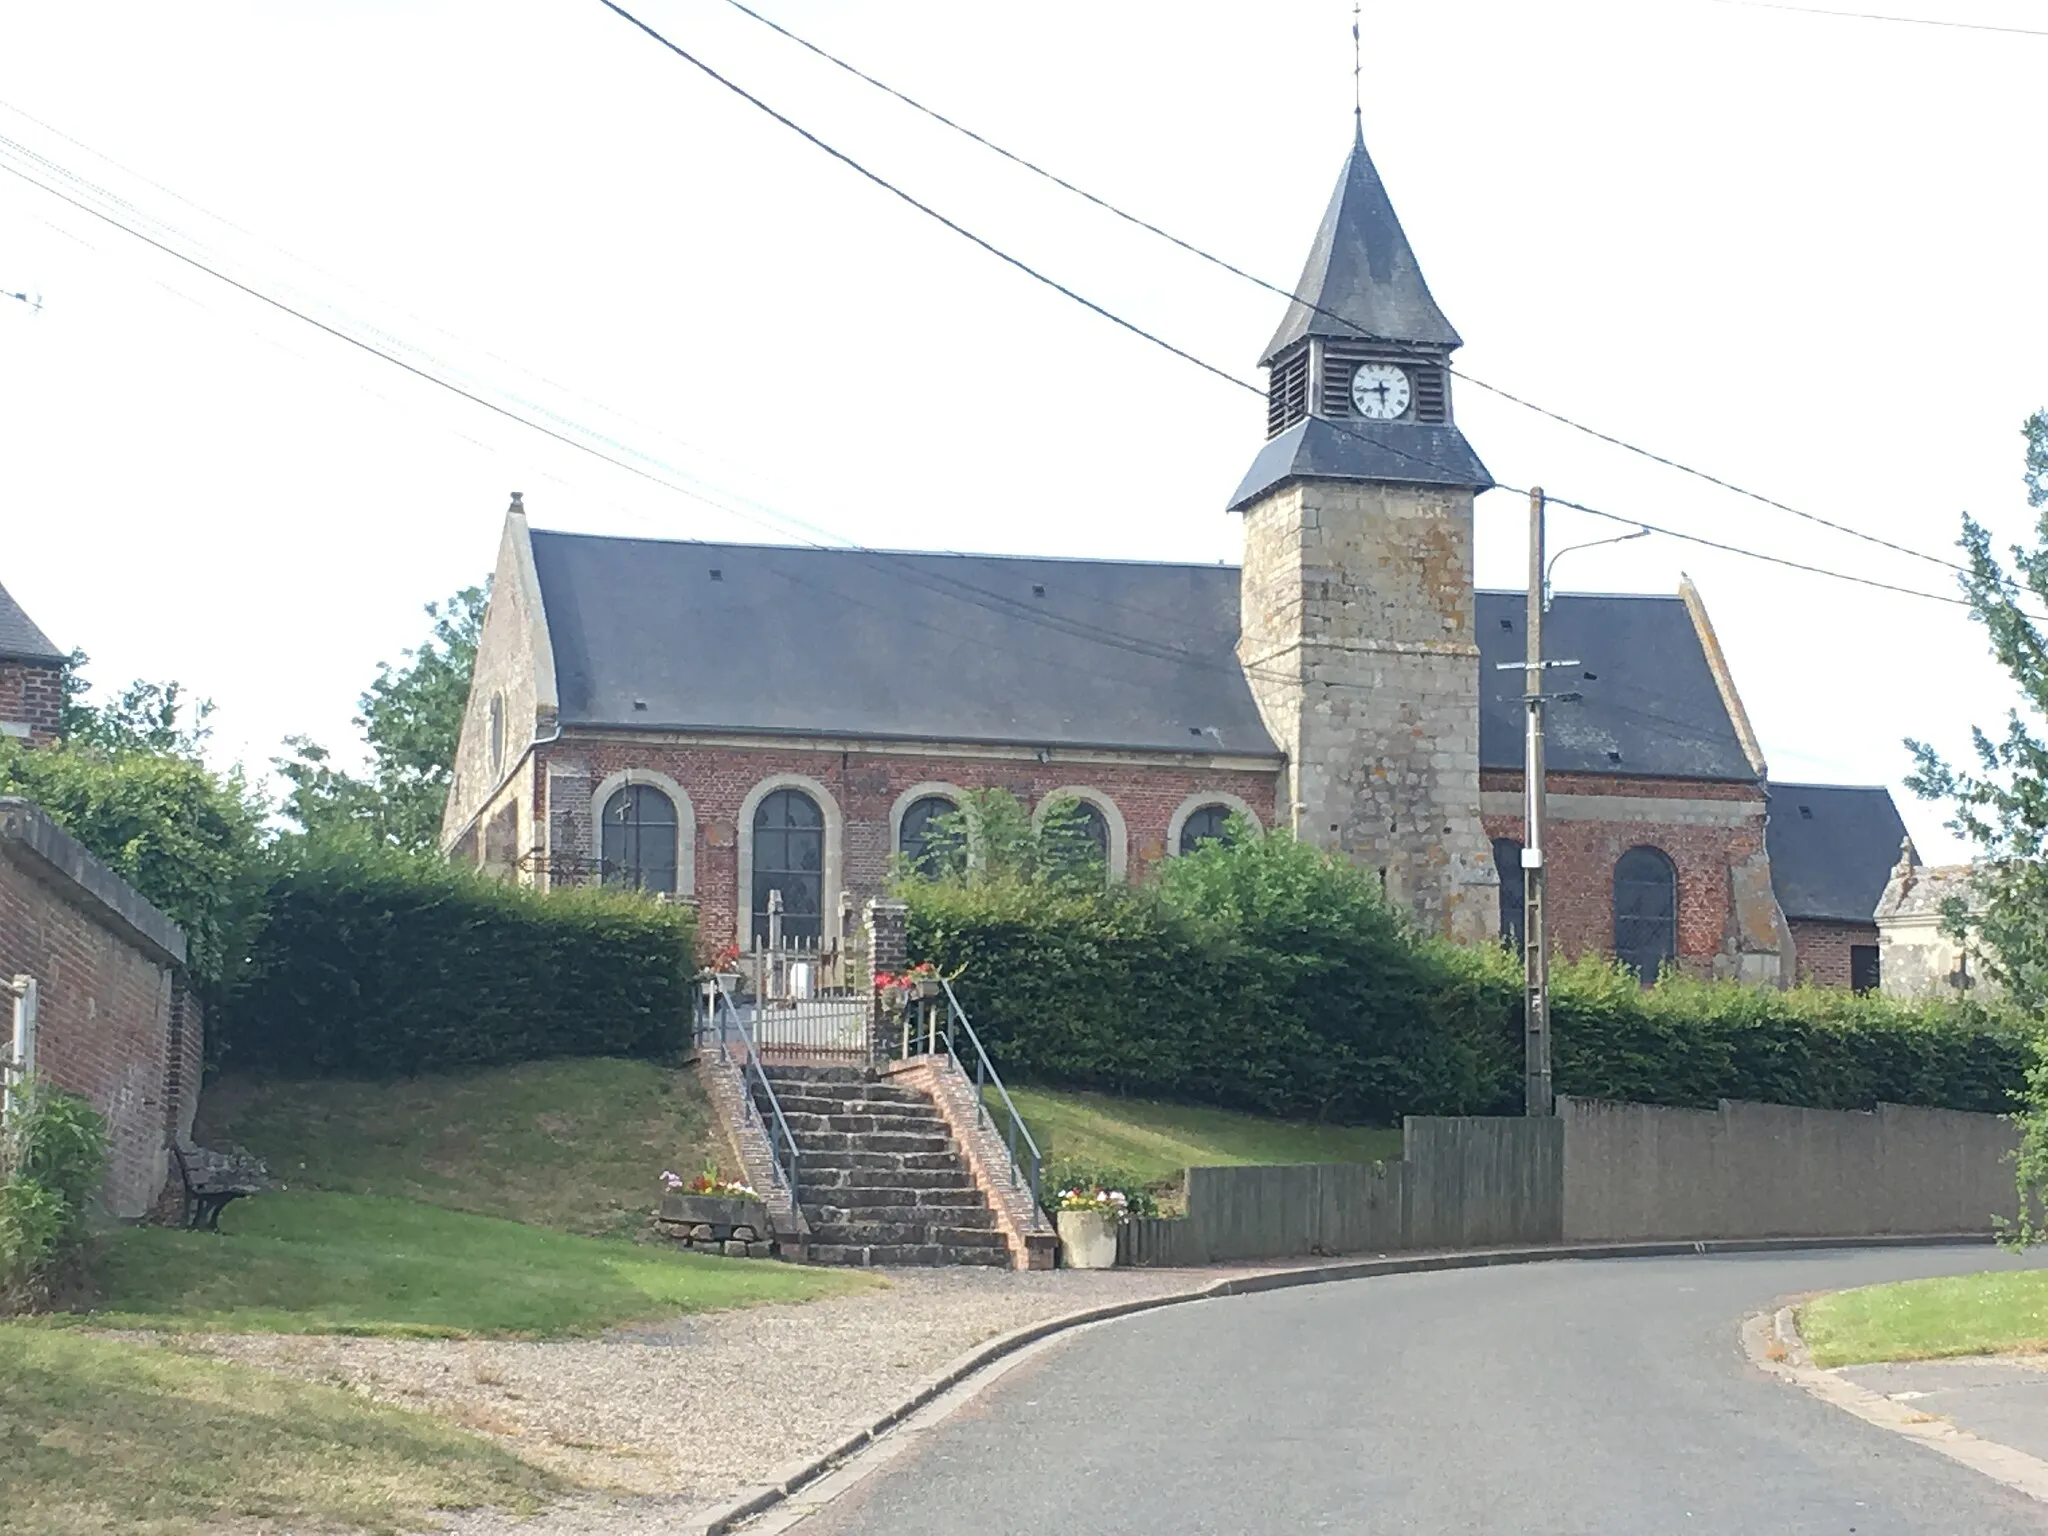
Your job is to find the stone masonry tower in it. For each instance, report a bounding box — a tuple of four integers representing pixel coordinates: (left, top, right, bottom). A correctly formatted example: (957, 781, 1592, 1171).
(1230, 122, 1498, 943)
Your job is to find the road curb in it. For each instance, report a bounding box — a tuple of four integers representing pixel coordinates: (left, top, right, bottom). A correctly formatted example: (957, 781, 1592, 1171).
(1742, 1296, 2048, 1506)
(686, 1232, 1997, 1534)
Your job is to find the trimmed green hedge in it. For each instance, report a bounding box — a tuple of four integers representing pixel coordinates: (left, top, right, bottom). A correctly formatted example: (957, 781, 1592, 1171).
(220, 842, 695, 1075)
(904, 831, 2035, 1124)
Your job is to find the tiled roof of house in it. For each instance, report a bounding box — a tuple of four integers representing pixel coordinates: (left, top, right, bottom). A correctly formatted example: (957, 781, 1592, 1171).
(1478, 591, 1755, 782)
(527, 531, 1757, 781)
(0, 580, 63, 664)
(1765, 782, 1909, 923)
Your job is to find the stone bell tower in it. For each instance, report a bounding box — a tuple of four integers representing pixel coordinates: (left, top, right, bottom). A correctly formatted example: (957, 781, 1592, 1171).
(1230, 120, 1497, 944)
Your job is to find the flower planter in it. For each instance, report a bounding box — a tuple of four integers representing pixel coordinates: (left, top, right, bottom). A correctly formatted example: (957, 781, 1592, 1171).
(1057, 1208, 1119, 1269)
(660, 1192, 766, 1230)
(913, 978, 941, 999)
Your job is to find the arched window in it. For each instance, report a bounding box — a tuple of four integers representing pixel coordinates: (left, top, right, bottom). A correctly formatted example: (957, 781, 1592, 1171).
(897, 795, 957, 875)
(753, 788, 824, 943)
(601, 784, 678, 894)
(1492, 838, 1525, 953)
(1613, 845, 1678, 984)
(487, 693, 506, 778)
(1073, 802, 1110, 864)
(1177, 804, 1236, 855)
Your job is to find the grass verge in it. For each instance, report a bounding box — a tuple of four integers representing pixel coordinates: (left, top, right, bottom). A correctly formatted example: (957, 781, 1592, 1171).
(51, 1191, 875, 1339)
(197, 1058, 719, 1237)
(0, 1323, 554, 1534)
(1801, 1269, 2048, 1366)
(1001, 1084, 1403, 1201)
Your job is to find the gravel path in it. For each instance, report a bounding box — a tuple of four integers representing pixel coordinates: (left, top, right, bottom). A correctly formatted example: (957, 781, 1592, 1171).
(172, 1266, 1237, 1532)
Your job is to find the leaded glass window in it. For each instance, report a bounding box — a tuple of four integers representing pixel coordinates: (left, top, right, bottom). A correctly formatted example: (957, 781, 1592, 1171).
(752, 788, 824, 943)
(601, 784, 678, 894)
(1613, 845, 1677, 984)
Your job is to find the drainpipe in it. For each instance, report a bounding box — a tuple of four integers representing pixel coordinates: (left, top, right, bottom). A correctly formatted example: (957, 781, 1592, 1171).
(5, 974, 36, 1122)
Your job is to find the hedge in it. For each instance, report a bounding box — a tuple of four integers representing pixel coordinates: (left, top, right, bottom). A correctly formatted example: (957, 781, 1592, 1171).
(219, 841, 695, 1075)
(904, 832, 2036, 1124)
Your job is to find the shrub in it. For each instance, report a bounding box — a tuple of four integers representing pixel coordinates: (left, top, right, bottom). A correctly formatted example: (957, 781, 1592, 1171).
(1, 1082, 109, 1310)
(218, 839, 695, 1075)
(904, 807, 2034, 1125)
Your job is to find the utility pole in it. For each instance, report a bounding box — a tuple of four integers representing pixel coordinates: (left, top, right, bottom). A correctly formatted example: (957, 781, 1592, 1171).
(1523, 487, 1553, 1117)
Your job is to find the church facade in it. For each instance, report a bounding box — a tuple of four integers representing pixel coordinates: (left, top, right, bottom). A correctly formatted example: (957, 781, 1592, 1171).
(441, 124, 1902, 987)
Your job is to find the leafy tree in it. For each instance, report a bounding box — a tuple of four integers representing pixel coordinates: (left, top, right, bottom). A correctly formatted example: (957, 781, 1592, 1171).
(58, 649, 214, 757)
(276, 583, 486, 851)
(1906, 412, 2048, 1014)
(900, 788, 1106, 889)
(0, 739, 266, 993)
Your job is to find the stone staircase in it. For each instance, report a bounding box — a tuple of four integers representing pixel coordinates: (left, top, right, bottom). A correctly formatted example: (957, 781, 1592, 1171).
(754, 1065, 1011, 1267)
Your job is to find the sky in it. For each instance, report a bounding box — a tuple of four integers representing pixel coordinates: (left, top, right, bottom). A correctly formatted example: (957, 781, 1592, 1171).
(1, 0, 2042, 863)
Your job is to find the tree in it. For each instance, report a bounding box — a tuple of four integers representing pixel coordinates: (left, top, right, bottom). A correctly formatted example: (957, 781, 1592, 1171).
(0, 739, 266, 994)
(277, 582, 487, 851)
(1906, 412, 2048, 1245)
(58, 649, 214, 757)
(899, 788, 1105, 889)
(1906, 411, 2048, 1015)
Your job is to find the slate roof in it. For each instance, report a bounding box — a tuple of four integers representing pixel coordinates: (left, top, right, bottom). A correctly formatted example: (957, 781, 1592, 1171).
(1767, 783, 1910, 924)
(527, 531, 1280, 758)
(1478, 592, 1756, 782)
(529, 532, 1766, 788)
(1261, 125, 1463, 364)
(0, 580, 63, 664)
(1228, 415, 1492, 508)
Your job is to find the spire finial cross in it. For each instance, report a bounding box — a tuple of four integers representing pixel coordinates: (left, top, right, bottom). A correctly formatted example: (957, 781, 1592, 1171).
(1352, 1, 1362, 137)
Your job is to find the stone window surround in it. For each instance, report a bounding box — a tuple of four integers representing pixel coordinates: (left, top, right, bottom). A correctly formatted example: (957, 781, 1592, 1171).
(737, 772, 843, 949)
(1032, 785, 1128, 883)
(1612, 842, 1679, 978)
(1164, 790, 1263, 855)
(888, 781, 968, 859)
(589, 768, 696, 897)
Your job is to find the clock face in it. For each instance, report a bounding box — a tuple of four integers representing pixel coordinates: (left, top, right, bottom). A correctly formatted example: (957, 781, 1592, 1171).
(1350, 362, 1412, 421)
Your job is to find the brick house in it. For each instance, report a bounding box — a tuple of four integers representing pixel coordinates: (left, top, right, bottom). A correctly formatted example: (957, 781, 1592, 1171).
(440, 122, 1904, 987)
(0, 579, 65, 746)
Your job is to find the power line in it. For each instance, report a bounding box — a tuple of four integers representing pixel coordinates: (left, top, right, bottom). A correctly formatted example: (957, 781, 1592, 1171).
(1710, 0, 2048, 38)
(1545, 493, 1975, 607)
(711, 0, 1987, 584)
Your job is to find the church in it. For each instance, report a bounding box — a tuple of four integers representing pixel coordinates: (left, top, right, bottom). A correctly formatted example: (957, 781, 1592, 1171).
(439, 122, 1907, 989)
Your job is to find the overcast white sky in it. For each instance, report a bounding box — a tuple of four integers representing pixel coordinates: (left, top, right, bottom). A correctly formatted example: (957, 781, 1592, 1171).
(1, 0, 2042, 862)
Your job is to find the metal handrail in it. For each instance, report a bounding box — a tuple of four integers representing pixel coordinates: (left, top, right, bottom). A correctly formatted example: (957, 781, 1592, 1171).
(710, 977, 801, 1197)
(936, 977, 1044, 1221)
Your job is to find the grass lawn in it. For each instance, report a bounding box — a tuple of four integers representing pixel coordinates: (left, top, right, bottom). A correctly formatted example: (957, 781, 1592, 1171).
(198, 1057, 719, 1237)
(1000, 1084, 1403, 1200)
(1800, 1269, 2048, 1367)
(0, 1323, 554, 1535)
(54, 1191, 875, 1339)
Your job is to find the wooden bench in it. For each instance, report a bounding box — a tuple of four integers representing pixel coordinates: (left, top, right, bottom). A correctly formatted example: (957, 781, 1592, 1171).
(170, 1139, 270, 1231)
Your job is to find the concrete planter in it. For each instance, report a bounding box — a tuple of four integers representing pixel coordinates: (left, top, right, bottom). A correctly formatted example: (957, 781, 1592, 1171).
(1057, 1208, 1119, 1269)
(660, 1192, 766, 1230)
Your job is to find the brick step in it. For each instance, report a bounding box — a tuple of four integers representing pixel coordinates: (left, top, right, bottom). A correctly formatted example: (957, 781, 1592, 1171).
(801, 1199, 995, 1226)
(778, 1111, 949, 1137)
(799, 1149, 965, 1174)
(801, 1166, 983, 1193)
(807, 1221, 1007, 1248)
(761, 1066, 869, 1086)
(807, 1242, 1012, 1268)
(771, 1093, 938, 1119)
(785, 1130, 953, 1156)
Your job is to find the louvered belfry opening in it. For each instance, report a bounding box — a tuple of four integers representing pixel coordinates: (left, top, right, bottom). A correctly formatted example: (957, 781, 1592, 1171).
(1316, 340, 1450, 426)
(1267, 346, 1310, 437)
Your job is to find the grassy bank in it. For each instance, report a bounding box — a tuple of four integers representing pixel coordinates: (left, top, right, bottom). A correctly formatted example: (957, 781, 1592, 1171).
(55, 1191, 872, 1339)
(1800, 1269, 2048, 1366)
(0, 1324, 553, 1534)
(198, 1057, 723, 1237)
(1002, 1084, 1403, 1197)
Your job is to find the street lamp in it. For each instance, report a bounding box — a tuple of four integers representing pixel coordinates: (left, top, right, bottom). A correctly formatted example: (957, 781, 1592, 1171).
(1543, 526, 1650, 611)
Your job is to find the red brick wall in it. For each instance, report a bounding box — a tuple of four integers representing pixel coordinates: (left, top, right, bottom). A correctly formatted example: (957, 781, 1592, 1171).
(0, 658, 63, 746)
(0, 854, 195, 1220)
(1790, 918, 1878, 989)
(1482, 771, 1769, 978)
(541, 735, 1282, 948)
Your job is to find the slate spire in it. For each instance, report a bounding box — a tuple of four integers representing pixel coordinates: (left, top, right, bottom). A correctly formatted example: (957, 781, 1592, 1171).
(1260, 123, 1461, 366)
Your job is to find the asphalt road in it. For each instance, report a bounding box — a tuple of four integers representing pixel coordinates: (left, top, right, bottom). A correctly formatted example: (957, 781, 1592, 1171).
(797, 1246, 2048, 1535)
